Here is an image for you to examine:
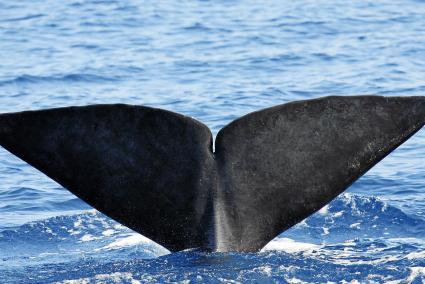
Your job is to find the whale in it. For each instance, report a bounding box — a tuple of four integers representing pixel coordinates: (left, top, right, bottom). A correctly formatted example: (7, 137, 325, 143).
(0, 95, 424, 252)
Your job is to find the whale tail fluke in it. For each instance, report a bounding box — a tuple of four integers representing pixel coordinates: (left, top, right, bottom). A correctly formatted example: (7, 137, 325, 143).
(0, 96, 424, 252)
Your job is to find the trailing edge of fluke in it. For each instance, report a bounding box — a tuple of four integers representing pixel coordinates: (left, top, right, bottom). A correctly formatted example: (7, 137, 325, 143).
(0, 95, 424, 252)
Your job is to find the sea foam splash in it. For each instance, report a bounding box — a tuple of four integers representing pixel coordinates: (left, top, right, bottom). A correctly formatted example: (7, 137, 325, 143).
(1, 194, 424, 283)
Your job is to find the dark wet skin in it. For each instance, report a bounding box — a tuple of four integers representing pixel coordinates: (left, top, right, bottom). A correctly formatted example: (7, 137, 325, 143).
(0, 96, 423, 252)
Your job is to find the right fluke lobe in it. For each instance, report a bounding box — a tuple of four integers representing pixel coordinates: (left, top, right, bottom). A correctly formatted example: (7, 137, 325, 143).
(214, 96, 425, 251)
(0, 96, 423, 252)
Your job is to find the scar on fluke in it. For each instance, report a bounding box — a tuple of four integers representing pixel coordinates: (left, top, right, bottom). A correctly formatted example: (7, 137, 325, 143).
(0, 95, 424, 252)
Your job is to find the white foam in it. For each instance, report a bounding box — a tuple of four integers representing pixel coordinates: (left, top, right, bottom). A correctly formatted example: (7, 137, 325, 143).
(349, 222, 361, 229)
(340, 280, 361, 284)
(318, 205, 329, 215)
(254, 265, 273, 276)
(322, 227, 329, 235)
(56, 272, 141, 284)
(73, 220, 82, 228)
(333, 255, 400, 265)
(405, 251, 425, 260)
(407, 267, 425, 283)
(284, 277, 311, 283)
(68, 229, 81, 235)
(80, 234, 96, 242)
(102, 229, 115, 236)
(101, 233, 152, 250)
(262, 238, 319, 253)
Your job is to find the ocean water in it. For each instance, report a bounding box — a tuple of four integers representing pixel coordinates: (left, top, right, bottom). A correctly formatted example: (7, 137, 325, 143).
(0, 0, 424, 283)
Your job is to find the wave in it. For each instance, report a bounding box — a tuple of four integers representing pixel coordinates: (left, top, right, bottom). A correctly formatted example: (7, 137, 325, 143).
(0, 193, 424, 284)
(0, 13, 45, 22)
(2, 238, 424, 284)
(283, 193, 425, 244)
(0, 186, 90, 213)
(0, 74, 119, 86)
(1, 194, 423, 249)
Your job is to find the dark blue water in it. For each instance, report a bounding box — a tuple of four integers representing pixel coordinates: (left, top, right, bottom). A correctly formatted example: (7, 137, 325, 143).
(0, 0, 424, 283)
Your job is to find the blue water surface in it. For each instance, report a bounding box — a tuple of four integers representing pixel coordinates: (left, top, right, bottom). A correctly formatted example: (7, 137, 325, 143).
(0, 0, 424, 283)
